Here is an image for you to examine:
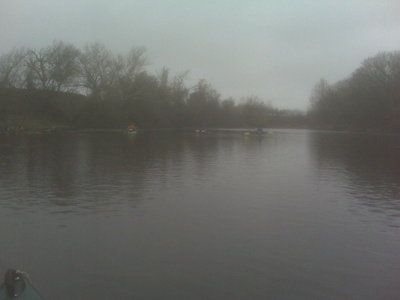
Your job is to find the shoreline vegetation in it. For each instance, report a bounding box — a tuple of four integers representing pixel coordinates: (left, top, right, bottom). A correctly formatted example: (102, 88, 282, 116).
(309, 51, 400, 133)
(0, 41, 398, 133)
(0, 87, 306, 133)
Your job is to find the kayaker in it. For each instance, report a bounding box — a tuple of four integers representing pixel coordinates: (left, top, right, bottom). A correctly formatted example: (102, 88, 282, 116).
(127, 124, 137, 131)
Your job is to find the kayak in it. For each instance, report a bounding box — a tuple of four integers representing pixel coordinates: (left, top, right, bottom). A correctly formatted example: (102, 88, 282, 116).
(127, 124, 137, 135)
(0, 270, 43, 300)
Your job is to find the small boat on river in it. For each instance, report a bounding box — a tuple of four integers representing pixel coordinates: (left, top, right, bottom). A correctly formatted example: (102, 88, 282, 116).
(0, 270, 43, 300)
(127, 124, 137, 135)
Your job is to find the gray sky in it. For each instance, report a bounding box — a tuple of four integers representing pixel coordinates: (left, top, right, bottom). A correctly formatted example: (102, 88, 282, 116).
(1, 0, 399, 110)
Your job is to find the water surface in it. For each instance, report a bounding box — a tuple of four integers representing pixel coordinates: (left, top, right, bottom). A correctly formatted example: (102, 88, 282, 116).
(0, 130, 399, 299)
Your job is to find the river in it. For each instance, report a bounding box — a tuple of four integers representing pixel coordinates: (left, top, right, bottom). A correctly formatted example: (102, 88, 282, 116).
(0, 129, 399, 299)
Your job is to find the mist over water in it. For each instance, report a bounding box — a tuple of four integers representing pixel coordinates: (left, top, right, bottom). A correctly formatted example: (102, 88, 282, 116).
(0, 130, 399, 299)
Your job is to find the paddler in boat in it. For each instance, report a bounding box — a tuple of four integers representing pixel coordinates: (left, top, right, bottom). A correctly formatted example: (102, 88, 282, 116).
(127, 124, 137, 131)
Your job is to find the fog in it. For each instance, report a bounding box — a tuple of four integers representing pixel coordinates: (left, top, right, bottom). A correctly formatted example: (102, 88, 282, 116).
(1, 0, 399, 109)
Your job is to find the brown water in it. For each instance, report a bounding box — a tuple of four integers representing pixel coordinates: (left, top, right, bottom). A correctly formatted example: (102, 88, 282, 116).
(0, 130, 399, 299)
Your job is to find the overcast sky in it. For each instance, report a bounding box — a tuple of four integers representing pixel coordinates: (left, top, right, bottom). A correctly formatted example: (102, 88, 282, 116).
(1, 0, 399, 110)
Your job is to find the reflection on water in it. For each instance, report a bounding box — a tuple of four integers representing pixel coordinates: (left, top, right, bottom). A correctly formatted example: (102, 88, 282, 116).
(0, 133, 219, 215)
(309, 132, 400, 227)
(0, 130, 399, 300)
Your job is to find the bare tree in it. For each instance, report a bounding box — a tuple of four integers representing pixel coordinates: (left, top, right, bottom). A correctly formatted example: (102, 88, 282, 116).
(309, 51, 400, 130)
(79, 43, 114, 98)
(170, 70, 189, 103)
(309, 78, 330, 109)
(0, 48, 27, 88)
(239, 95, 273, 127)
(45, 41, 81, 91)
(25, 48, 51, 90)
(110, 46, 147, 100)
(116, 47, 147, 81)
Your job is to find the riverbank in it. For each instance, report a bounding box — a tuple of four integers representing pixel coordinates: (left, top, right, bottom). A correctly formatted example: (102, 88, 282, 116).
(2, 88, 397, 134)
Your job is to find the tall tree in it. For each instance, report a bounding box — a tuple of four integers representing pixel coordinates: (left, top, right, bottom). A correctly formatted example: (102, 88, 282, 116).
(111, 47, 147, 101)
(239, 96, 273, 127)
(0, 48, 27, 88)
(45, 41, 81, 91)
(25, 48, 51, 90)
(79, 43, 114, 98)
(309, 51, 400, 131)
(187, 79, 221, 127)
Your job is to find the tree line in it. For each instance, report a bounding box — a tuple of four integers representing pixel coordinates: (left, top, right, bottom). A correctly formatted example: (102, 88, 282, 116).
(0, 41, 305, 129)
(309, 51, 400, 132)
